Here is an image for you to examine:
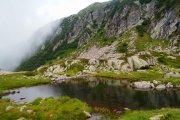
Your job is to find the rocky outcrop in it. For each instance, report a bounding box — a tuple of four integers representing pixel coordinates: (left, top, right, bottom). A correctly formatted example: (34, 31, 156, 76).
(131, 81, 154, 89)
(17, 0, 179, 71)
(131, 81, 175, 90)
(79, 42, 124, 59)
(128, 56, 149, 70)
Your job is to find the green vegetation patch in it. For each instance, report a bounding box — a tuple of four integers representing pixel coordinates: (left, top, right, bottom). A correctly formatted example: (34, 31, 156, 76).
(136, 18, 151, 37)
(120, 108, 180, 120)
(0, 73, 50, 94)
(157, 55, 180, 68)
(65, 63, 84, 76)
(94, 68, 180, 84)
(135, 32, 168, 51)
(0, 97, 91, 120)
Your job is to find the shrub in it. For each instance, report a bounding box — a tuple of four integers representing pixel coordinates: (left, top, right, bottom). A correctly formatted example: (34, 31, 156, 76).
(23, 71, 37, 76)
(136, 19, 151, 36)
(116, 42, 128, 53)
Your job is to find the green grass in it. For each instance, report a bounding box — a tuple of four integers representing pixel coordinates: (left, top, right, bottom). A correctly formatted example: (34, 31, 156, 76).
(157, 55, 180, 68)
(64, 63, 84, 76)
(135, 33, 168, 51)
(0, 73, 50, 94)
(0, 97, 91, 120)
(120, 108, 180, 120)
(94, 68, 180, 84)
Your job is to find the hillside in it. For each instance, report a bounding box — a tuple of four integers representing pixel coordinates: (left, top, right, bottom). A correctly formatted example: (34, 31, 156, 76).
(16, 0, 180, 83)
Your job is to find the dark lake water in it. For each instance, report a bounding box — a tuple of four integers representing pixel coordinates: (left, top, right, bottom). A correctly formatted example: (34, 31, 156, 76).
(2, 77, 180, 111)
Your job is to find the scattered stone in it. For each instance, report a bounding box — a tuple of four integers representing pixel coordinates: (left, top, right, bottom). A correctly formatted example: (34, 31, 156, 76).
(11, 91, 16, 94)
(166, 82, 173, 88)
(167, 56, 176, 60)
(147, 57, 157, 66)
(20, 105, 27, 112)
(17, 117, 26, 120)
(128, 56, 149, 70)
(20, 98, 26, 100)
(175, 85, 180, 88)
(6, 106, 14, 111)
(164, 72, 180, 78)
(156, 84, 166, 90)
(160, 65, 169, 72)
(27, 110, 33, 114)
(121, 63, 132, 73)
(89, 65, 97, 72)
(153, 80, 160, 85)
(89, 59, 99, 67)
(124, 108, 131, 111)
(83, 111, 91, 118)
(149, 114, 163, 120)
(132, 81, 154, 89)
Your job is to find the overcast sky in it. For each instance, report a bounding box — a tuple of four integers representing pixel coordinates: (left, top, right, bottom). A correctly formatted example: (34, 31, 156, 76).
(0, 0, 109, 71)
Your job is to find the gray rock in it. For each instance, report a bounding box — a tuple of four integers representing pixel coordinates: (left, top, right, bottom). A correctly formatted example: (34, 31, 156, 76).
(132, 81, 153, 89)
(161, 65, 169, 72)
(147, 57, 157, 66)
(6, 106, 14, 111)
(89, 59, 99, 67)
(128, 56, 149, 70)
(166, 82, 173, 88)
(89, 65, 97, 72)
(83, 111, 91, 118)
(164, 72, 180, 78)
(107, 59, 124, 71)
(149, 114, 163, 120)
(17, 117, 26, 120)
(20, 105, 27, 112)
(121, 63, 132, 73)
(153, 80, 161, 85)
(156, 84, 166, 90)
(27, 110, 33, 114)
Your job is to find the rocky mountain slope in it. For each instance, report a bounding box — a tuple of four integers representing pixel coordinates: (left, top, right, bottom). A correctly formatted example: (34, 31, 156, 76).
(16, 0, 180, 85)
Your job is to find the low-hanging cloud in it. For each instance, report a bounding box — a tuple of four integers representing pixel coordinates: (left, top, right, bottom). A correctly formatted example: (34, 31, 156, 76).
(0, 0, 109, 71)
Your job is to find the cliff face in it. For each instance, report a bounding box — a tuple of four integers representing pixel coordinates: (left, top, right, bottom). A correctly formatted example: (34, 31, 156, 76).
(16, 0, 180, 71)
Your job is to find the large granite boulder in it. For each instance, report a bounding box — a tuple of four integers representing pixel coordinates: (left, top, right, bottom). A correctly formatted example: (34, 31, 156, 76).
(128, 56, 149, 70)
(132, 81, 154, 89)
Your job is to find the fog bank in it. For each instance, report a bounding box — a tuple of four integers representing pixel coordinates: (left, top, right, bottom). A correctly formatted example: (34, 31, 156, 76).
(0, 0, 109, 71)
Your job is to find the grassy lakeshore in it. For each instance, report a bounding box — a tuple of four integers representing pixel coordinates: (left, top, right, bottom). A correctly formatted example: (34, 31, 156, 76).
(94, 70, 180, 85)
(0, 97, 91, 120)
(0, 72, 50, 94)
(120, 108, 180, 120)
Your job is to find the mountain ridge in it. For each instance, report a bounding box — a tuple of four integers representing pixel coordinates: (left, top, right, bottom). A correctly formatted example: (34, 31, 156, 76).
(16, 0, 179, 71)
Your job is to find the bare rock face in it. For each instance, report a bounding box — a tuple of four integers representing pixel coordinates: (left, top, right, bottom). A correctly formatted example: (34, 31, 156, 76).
(79, 42, 123, 60)
(121, 63, 132, 73)
(128, 56, 149, 70)
(89, 59, 99, 67)
(107, 59, 124, 71)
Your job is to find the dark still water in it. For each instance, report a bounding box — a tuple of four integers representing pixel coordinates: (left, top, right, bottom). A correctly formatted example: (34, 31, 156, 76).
(2, 77, 180, 111)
